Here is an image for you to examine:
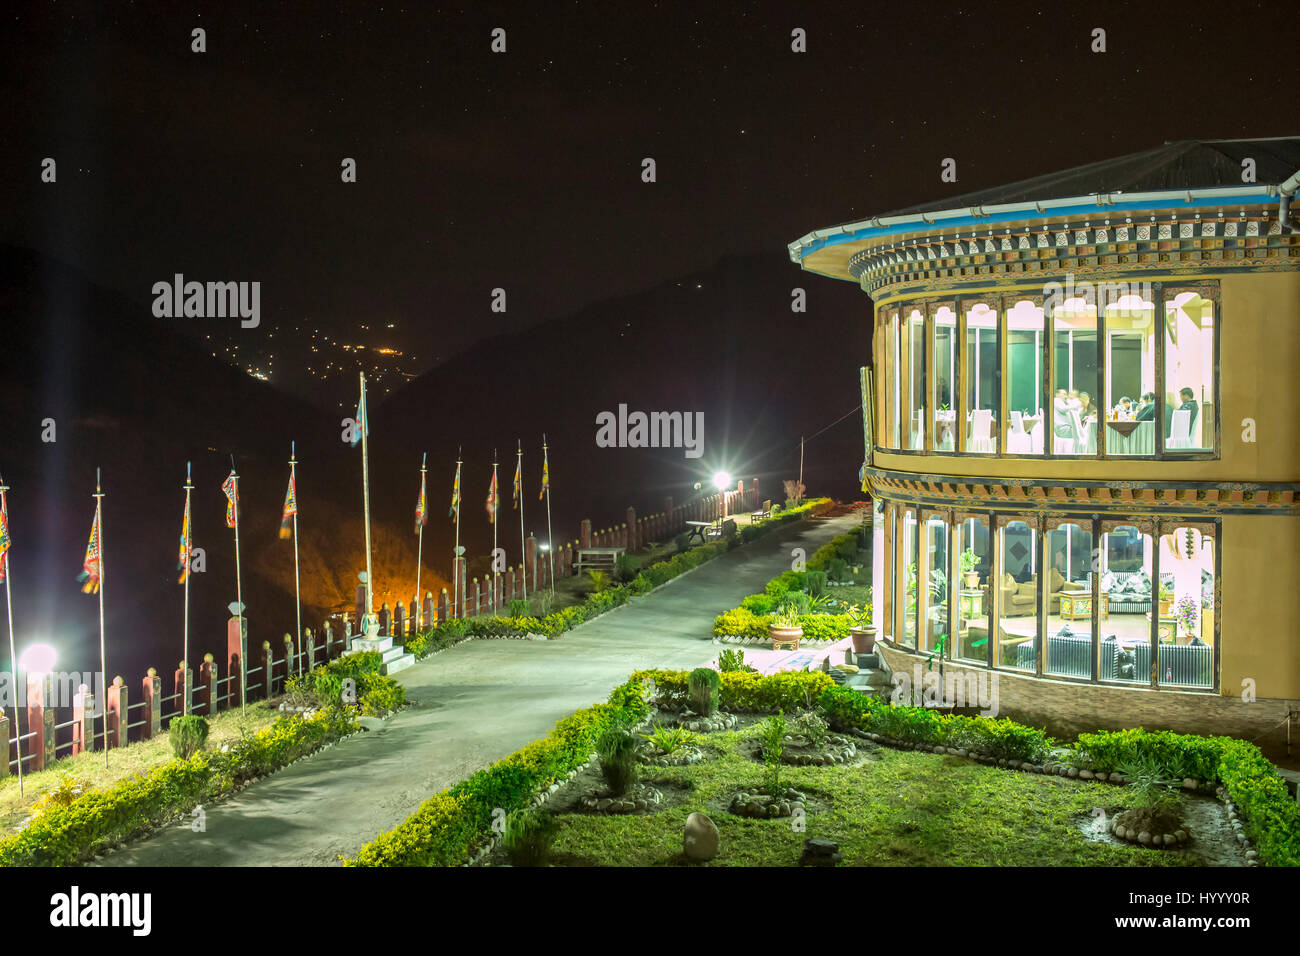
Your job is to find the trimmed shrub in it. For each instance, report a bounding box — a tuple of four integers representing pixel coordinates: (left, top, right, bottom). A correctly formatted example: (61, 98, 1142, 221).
(805, 570, 827, 596)
(826, 558, 850, 582)
(779, 591, 811, 616)
(687, 667, 721, 716)
(169, 715, 209, 759)
(507, 598, 530, 617)
(502, 807, 559, 866)
(596, 726, 640, 795)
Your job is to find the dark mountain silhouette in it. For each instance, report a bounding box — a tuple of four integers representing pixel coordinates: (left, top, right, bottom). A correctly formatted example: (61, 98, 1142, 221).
(371, 252, 870, 566)
(0, 245, 433, 686)
(0, 245, 869, 689)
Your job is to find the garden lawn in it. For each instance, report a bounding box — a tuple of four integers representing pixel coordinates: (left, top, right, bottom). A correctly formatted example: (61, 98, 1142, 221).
(548, 723, 1197, 867)
(0, 700, 281, 831)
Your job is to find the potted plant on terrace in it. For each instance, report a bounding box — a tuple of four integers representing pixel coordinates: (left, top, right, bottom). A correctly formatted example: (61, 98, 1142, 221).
(960, 549, 980, 589)
(846, 603, 876, 654)
(769, 605, 803, 650)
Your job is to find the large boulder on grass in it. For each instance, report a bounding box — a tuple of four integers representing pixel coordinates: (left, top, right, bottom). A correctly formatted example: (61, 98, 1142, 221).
(683, 812, 720, 861)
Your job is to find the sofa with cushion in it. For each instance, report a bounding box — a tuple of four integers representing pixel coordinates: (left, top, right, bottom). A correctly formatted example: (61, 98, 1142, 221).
(986, 568, 1087, 617)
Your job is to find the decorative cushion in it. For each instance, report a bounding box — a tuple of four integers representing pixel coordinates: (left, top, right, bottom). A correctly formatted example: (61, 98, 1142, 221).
(1016, 582, 1036, 599)
(1100, 572, 1115, 592)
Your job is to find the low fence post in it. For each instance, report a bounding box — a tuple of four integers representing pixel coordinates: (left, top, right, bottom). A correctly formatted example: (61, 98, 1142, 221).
(422, 592, 434, 630)
(304, 629, 317, 671)
(394, 602, 405, 637)
(470, 578, 480, 617)
(197, 656, 213, 715)
(72, 683, 93, 755)
(27, 673, 54, 771)
(174, 661, 192, 719)
(0, 712, 8, 779)
(438, 588, 449, 623)
(106, 676, 128, 747)
(262, 641, 275, 698)
(142, 668, 162, 740)
(227, 612, 246, 712)
(283, 634, 295, 680)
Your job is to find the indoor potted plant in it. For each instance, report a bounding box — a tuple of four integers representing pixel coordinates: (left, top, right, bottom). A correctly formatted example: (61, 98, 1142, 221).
(960, 549, 980, 589)
(1158, 582, 1174, 618)
(846, 603, 877, 654)
(769, 605, 804, 650)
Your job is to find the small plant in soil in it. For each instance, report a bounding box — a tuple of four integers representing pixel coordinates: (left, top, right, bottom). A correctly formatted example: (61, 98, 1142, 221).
(790, 710, 829, 748)
(759, 711, 787, 796)
(502, 807, 558, 866)
(639, 722, 690, 756)
(596, 726, 640, 796)
(687, 667, 720, 716)
(506, 598, 530, 617)
(1115, 753, 1185, 839)
(717, 648, 756, 673)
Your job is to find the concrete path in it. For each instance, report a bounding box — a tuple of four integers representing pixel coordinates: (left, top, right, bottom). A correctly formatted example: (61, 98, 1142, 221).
(100, 512, 862, 866)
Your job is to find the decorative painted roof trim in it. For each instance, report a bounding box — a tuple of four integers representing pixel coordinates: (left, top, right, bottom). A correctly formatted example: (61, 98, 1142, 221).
(788, 186, 1274, 264)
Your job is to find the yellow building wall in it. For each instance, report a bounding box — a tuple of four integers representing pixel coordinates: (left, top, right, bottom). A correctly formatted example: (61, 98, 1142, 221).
(1220, 514, 1300, 701)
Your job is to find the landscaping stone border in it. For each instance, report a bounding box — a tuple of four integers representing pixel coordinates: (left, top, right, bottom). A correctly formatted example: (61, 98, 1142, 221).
(728, 789, 807, 819)
(639, 745, 705, 767)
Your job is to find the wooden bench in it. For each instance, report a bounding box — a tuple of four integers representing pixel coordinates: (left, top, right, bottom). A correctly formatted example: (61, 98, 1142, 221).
(575, 547, 624, 575)
(683, 520, 716, 545)
(750, 499, 772, 521)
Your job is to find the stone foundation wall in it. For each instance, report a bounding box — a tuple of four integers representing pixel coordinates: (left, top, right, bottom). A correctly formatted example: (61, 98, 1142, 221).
(877, 642, 1298, 762)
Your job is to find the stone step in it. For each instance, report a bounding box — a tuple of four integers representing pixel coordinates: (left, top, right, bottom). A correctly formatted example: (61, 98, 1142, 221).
(382, 652, 416, 676)
(854, 652, 880, 669)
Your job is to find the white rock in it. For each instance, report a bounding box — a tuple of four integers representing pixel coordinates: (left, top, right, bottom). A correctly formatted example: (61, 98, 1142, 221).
(683, 812, 720, 861)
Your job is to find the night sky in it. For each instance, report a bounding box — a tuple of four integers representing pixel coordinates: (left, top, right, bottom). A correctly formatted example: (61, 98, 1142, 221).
(3, 0, 1292, 408)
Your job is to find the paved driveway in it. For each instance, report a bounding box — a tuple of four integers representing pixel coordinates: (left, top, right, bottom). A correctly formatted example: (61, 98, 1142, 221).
(100, 512, 862, 866)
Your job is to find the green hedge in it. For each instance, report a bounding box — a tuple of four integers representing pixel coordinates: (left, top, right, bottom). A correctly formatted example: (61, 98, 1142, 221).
(817, 685, 1052, 763)
(346, 679, 652, 866)
(1074, 727, 1299, 866)
(713, 529, 866, 640)
(0, 709, 358, 866)
(403, 498, 833, 655)
(631, 668, 834, 712)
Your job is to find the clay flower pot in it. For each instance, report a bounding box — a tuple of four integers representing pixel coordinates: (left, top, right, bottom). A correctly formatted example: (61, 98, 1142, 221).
(850, 626, 877, 654)
(963, 572, 980, 588)
(769, 624, 803, 650)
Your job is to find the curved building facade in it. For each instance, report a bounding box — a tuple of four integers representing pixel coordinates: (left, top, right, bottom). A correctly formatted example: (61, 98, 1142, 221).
(790, 138, 1300, 756)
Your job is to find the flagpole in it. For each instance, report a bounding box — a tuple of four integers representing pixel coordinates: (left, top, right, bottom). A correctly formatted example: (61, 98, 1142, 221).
(93, 470, 108, 768)
(231, 458, 245, 715)
(453, 447, 462, 618)
(517, 442, 527, 601)
(290, 443, 302, 677)
(492, 452, 499, 611)
(416, 452, 426, 625)
(182, 463, 193, 715)
(0, 476, 23, 796)
(360, 373, 374, 623)
(543, 434, 555, 595)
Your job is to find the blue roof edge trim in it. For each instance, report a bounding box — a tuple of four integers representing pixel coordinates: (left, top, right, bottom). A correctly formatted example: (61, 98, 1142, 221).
(789, 187, 1276, 265)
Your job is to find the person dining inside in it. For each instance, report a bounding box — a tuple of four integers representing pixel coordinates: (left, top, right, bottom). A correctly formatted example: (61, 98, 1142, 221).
(1135, 391, 1156, 421)
(1177, 387, 1199, 431)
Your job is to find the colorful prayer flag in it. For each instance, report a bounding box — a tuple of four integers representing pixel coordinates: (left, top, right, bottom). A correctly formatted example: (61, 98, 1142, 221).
(486, 467, 498, 524)
(179, 497, 192, 584)
(415, 468, 428, 533)
(0, 488, 11, 585)
(279, 470, 297, 540)
(449, 461, 461, 518)
(512, 453, 521, 509)
(222, 471, 239, 529)
(539, 443, 549, 501)
(78, 510, 101, 594)
(351, 383, 368, 448)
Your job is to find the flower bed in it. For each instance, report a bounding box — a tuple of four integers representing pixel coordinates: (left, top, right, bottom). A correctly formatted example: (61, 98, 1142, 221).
(711, 529, 867, 642)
